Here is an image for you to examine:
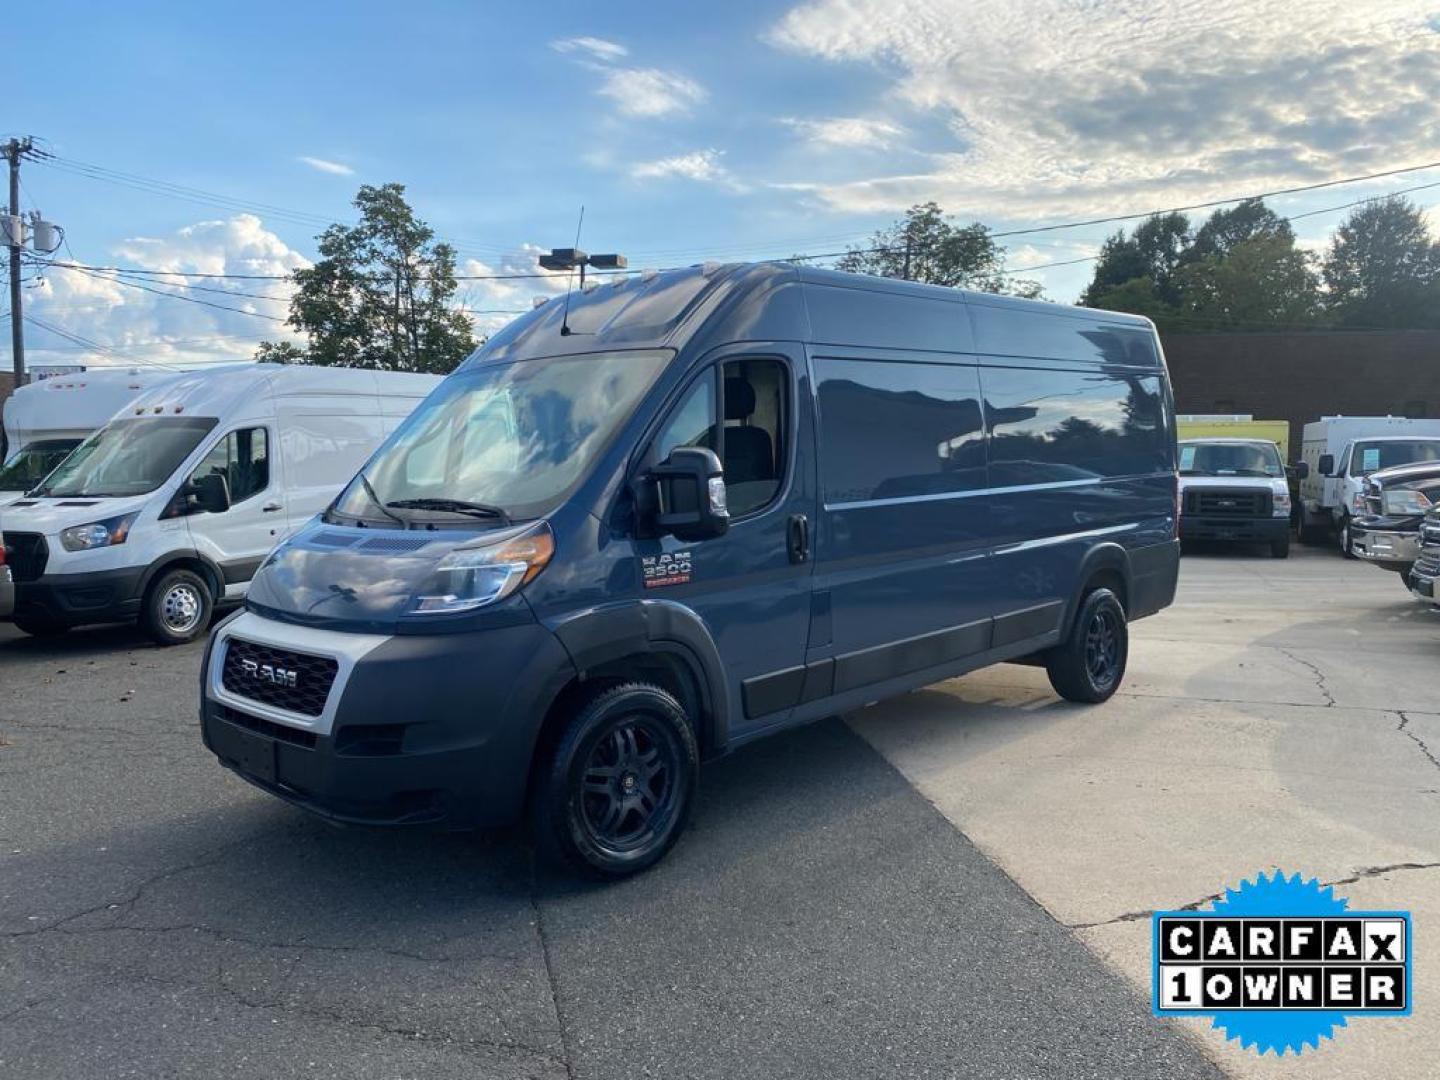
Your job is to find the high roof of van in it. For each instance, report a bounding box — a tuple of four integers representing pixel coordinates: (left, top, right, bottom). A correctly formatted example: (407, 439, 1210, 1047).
(117, 363, 440, 420)
(469, 261, 1159, 370)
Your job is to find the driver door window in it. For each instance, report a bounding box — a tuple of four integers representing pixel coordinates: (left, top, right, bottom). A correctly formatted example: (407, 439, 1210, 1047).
(190, 428, 269, 507)
(650, 359, 788, 519)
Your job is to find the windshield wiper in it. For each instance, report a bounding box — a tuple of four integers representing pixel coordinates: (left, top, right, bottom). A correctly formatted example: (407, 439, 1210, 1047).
(386, 498, 512, 525)
(358, 472, 407, 528)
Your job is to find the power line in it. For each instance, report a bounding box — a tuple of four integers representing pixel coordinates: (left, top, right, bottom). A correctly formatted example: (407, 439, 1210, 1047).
(63, 264, 288, 321)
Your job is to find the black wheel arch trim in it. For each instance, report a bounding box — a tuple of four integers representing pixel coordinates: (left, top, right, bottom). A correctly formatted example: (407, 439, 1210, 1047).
(545, 599, 731, 755)
(1067, 541, 1132, 629)
(136, 549, 226, 604)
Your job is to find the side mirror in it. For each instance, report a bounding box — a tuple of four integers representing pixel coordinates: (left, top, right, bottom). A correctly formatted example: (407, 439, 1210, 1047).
(651, 447, 728, 542)
(192, 472, 231, 514)
(1317, 453, 1335, 477)
(1293, 461, 1310, 480)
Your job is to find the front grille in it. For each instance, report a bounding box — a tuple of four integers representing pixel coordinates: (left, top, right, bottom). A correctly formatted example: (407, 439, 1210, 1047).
(221, 638, 338, 717)
(2, 532, 48, 582)
(1183, 489, 1270, 517)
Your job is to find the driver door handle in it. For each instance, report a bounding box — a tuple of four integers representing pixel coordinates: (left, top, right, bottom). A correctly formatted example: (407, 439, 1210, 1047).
(787, 513, 809, 564)
(262, 501, 284, 513)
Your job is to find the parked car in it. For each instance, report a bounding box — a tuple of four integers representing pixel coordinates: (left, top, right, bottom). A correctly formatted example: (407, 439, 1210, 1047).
(1349, 462, 1440, 579)
(1177, 437, 1292, 557)
(1297, 416, 1440, 555)
(1, 364, 440, 644)
(1406, 505, 1440, 604)
(199, 261, 1181, 877)
(1, 367, 188, 512)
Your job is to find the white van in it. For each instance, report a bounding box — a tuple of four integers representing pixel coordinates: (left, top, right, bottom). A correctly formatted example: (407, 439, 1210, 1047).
(1, 367, 189, 510)
(1298, 416, 1440, 554)
(1, 364, 440, 643)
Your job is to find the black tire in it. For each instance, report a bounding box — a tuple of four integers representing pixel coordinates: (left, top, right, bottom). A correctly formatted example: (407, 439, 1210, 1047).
(140, 568, 213, 646)
(1338, 514, 1356, 559)
(1045, 587, 1128, 704)
(530, 682, 699, 878)
(1297, 511, 1324, 546)
(1270, 535, 1290, 559)
(13, 617, 68, 638)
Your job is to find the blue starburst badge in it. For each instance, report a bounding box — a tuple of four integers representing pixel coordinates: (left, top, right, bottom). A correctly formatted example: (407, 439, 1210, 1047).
(1152, 871, 1412, 1055)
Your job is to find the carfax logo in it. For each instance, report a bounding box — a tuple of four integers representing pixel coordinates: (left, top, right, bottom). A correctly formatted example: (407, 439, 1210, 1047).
(641, 551, 692, 589)
(1152, 871, 1412, 1055)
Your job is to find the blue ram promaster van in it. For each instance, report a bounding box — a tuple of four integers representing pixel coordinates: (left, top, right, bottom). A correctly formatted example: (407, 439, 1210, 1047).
(200, 263, 1180, 876)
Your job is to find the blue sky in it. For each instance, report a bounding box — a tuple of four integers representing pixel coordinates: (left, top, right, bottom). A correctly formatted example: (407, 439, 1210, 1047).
(10, 0, 1440, 368)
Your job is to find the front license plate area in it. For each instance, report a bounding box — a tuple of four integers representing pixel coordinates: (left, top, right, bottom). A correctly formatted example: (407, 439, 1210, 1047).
(224, 725, 278, 785)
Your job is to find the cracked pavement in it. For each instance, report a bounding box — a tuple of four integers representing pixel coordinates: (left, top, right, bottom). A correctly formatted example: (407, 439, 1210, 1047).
(2, 622, 1218, 1078)
(850, 544, 1440, 1077)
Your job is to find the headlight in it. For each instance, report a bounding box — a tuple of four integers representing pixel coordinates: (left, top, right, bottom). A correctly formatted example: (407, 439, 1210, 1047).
(1383, 489, 1433, 516)
(410, 521, 554, 615)
(1351, 491, 1368, 514)
(1272, 490, 1292, 516)
(59, 513, 138, 552)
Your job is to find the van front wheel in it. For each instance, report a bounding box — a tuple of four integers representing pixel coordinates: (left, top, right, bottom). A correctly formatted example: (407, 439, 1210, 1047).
(141, 568, 213, 646)
(531, 683, 698, 878)
(1046, 588, 1128, 704)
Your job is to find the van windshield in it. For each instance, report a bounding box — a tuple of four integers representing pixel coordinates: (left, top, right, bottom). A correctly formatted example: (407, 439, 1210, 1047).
(328, 349, 672, 526)
(0, 438, 81, 491)
(1178, 442, 1283, 478)
(1351, 440, 1440, 474)
(32, 417, 218, 498)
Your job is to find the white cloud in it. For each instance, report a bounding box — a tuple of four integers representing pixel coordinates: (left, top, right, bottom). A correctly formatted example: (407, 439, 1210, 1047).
(782, 116, 905, 149)
(457, 245, 573, 337)
(598, 67, 707, 118)
(550, 36, 629, 62)
(766, 0, 1440, 218)
(26, 214, 310, 369)
(630, 149, 743, 190)
(297, 155, 354, 176)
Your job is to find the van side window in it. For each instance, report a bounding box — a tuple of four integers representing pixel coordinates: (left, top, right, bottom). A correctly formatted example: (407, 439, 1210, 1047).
(190, 427, 269, 504)
(721, 359, 786, 517)
(983, 368, 1166, 486)
(815, 358, 983, 503)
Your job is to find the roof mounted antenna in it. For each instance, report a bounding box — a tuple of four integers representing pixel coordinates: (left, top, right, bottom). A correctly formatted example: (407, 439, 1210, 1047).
(538, 212, 628, 337)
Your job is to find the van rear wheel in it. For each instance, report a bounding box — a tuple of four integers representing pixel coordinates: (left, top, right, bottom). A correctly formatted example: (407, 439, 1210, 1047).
(1046, 587, 1128, 704)
(530, 682, 698, 878)
(141, 568, 213, 646)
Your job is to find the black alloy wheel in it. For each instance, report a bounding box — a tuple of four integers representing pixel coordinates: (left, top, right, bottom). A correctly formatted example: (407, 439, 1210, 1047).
(1083, 605, 1122, 694)
(531, 682, 698, 878)
(1045, 586, 1129, 704)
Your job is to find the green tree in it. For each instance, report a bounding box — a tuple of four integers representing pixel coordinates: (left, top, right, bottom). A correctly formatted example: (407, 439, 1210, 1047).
(256, 183, 476, 373)
(1175, 233, 1321, 329)
(1081, 275, 1179, 325)
(1322, 197, 1440, 328)
(1080, 212, 1190, 307)
(837, 202, 1043, 298)
(1183, 198, 1293, 263)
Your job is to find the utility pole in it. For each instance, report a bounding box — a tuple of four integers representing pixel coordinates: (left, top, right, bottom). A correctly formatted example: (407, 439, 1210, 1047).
(4, 137, 33, 387)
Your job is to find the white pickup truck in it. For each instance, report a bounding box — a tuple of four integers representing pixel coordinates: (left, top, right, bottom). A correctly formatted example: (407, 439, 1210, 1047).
(1297, 416, 1440, 555)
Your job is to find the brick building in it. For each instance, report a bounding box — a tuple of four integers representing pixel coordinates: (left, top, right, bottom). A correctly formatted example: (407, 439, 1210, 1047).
(1163, 330, 1440, 459)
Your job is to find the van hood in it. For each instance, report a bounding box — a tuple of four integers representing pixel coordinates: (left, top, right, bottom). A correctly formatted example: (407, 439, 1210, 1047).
(245, 519, 523, 630)
(0, 493, 154, 535)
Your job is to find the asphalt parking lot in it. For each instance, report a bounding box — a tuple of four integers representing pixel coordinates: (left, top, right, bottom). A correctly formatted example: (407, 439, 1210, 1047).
(2, 545, 1436, 1078)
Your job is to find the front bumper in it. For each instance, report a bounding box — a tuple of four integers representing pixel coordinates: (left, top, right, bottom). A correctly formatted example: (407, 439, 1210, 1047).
(1409, 560, 1439, 602)
(200, 610, 577, 829)
(1179, 516, 1289, 543)
(8, 565, 146, 626)
(0, 566, 13, 618)
(1350, 525, 1422, 569)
